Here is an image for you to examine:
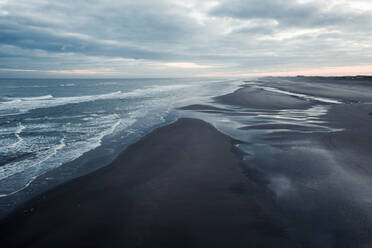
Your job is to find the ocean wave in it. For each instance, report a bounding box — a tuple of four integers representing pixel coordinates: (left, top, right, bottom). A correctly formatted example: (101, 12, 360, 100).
(0, 85, 190, 114)
(7, 85, 48, 89)
(0, 113, 133, 197)
(4, 95, 54, 102)
(0, 135, 66, 197)
(10, 123, 25, 148)
(96, 82, 120, 86)
(25, 115, 86, 121)
(59, 83, 76, 87)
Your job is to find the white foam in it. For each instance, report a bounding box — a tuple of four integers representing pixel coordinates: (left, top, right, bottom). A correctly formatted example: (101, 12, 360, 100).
(0, 111, 138, 197)
(10, 123, 25, 148)
(96, 82, 120, 86)
(25, 115, 86, 121)
(59, 83, 76, 87)
(0, 136, 65, 181)
(96, 119, 121, 145)
(5, 95, 54, 101)
(0, 136, 66, 197)
(0, 85, 190, 114)
(7, 85, 48, 89)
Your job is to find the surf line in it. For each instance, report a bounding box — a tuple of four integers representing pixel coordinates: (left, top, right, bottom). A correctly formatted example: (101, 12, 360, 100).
(11, 123, 25, 148)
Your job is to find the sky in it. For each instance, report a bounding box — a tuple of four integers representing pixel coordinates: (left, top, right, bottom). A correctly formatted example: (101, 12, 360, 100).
(0, 0, 372, 78)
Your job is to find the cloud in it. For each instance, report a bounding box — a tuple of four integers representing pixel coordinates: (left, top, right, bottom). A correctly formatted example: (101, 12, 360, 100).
(164, 62, 214, 69)
(211, 0, 319, 25)
(210, 0, 372, 30)
(0, 0, 371, 77)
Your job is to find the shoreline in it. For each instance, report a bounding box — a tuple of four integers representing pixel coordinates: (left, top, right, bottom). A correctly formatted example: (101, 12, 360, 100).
(0, 78, 244, 217)
(0, 118, 296, 247)
(0, 114, 178, 220)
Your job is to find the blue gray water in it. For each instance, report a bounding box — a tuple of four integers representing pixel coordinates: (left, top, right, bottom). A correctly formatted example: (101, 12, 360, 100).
(0, 78, 244, 198)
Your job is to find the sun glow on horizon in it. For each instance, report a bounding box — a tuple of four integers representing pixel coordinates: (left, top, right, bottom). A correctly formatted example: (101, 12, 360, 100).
(196, 65, 372, 78)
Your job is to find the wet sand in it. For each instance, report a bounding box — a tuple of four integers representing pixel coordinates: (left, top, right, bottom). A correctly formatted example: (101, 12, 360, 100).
(214, 77, 372, 247)
(0, 118, 296, 248)
(215, 86, 313, 109)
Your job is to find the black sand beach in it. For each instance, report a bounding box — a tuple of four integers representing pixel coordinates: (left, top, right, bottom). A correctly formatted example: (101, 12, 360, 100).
(1, 76, 372, 248)
(0, 118, 296, 248)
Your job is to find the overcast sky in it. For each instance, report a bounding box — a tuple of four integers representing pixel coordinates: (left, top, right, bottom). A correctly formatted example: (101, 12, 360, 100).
(1, 0, 372, 78)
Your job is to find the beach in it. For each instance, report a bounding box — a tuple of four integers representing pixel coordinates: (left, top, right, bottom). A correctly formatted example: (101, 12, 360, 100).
(0, 118, 297, 247)
(1, 76, 372, 247)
